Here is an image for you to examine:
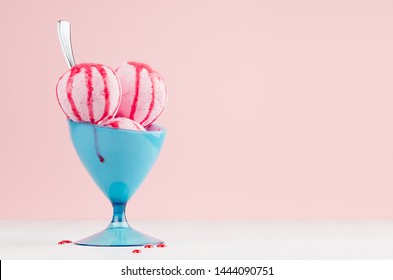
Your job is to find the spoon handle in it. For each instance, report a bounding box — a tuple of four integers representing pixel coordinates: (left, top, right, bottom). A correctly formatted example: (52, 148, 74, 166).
(57, 20, 76, 68)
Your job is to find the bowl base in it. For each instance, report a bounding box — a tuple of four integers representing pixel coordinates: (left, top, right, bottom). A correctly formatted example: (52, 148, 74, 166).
(74, 226, 163, 247)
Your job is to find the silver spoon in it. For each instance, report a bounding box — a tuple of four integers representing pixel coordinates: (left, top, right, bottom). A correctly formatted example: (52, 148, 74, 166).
(57, 20, 76, 68)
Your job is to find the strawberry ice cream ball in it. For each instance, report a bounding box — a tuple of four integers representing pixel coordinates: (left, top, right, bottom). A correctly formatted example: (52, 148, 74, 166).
(104, 117, 146, 131)
(115, 62, 167, 127)
(56, 63, 121, 124)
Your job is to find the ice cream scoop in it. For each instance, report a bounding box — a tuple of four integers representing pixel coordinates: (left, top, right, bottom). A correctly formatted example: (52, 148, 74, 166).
(104, 117, 146, 131)
(56, 63, 121, 124)
(115, 62, 167, 127)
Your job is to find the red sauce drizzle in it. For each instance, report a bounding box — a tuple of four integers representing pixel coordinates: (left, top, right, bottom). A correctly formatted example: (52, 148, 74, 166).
(96, 65, 111, 123)
(128, 62, 143, 120)
(66, 65, 83, 121)
(140, 70, 156, 125)
(85, 65, 95, 123)
(132, 249, 142, 254)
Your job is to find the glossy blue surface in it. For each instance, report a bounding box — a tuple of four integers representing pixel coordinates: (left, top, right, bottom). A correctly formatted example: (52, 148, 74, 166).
(68, 120, 166, 246)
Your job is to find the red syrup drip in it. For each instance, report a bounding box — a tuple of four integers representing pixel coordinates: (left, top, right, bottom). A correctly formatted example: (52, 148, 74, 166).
(93, 126, 105, 163)
(58, 240, 73, 245)
(144, 244, 154, 248)
(156, 244, 167, 248)
(132, 249, 142, 254)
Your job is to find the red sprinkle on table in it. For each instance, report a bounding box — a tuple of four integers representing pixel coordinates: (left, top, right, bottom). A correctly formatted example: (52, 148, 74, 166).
(144, 244, 154, 248)
(156, 244, 167, 248)
(132, 249, 142, 254)
(58, 240, 73, 245)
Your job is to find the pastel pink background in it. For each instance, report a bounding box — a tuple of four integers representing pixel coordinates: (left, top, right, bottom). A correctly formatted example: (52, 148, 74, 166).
(1, 0, 393, 220)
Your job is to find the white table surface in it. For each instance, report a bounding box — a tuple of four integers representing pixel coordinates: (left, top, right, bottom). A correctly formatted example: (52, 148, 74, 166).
(1, 220, 393, 260)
